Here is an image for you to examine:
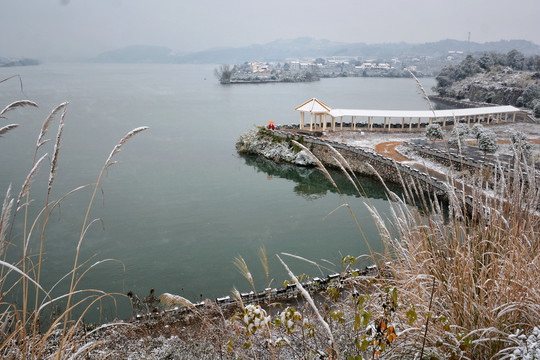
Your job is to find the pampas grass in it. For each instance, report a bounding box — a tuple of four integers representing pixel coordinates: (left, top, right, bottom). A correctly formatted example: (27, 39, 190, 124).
(0, 185, 13, 256)
(0, 100, 38, 118)
(233, 255, 256, 293)
(0, 92, 148, 358)
(276, 254, 339, 358)
(0, 124, 19, 137)
(274, 136, 540, 358)
(159, 293, 194, 308)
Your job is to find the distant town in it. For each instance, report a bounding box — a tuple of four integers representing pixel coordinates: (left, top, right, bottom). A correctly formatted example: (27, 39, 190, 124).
(219, 51, 468, 84)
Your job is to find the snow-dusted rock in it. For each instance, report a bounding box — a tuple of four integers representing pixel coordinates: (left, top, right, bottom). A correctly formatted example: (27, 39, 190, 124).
(236, 127, 315, 166)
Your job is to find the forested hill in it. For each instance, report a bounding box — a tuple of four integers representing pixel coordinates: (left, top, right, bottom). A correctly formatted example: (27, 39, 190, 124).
(433, 50, 540, 117)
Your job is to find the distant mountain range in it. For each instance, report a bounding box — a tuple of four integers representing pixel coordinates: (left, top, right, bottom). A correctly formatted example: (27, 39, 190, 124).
(94, 38, 540, 64)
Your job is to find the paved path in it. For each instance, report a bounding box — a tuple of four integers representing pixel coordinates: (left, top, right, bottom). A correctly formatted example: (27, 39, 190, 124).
(373, 141, 475, 197)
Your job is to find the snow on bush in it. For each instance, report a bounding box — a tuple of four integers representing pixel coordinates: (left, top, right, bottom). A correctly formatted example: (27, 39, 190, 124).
(425, 124, 443, 141)
(471, 123, 485, 139)
(511, 131, 533, 160)
(503, 327, 540, 360)
(478, 130, 498, 154)
(448, 123, 471, 147)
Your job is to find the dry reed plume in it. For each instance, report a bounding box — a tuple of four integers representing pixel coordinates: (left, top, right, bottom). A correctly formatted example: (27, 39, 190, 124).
(0, 80, 149, 359)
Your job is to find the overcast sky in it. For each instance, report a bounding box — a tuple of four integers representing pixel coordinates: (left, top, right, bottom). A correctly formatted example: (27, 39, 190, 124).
(2, 0, 539, 59)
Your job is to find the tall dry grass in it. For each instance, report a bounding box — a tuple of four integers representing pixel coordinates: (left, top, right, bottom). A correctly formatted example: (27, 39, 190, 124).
(226, 139, 540, 359)
(0, 85, 148, 358)
(374, 155, 540, 358)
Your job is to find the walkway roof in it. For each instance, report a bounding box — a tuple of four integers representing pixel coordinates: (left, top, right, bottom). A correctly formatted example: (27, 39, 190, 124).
(327, 105, 521, 119)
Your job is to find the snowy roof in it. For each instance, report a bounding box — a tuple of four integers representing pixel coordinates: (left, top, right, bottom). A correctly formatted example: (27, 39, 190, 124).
(295, 98, 332, 113)
(328, 105, 521, 119)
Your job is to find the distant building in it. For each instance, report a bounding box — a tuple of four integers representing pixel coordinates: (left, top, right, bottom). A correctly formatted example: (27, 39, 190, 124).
(356, 62, 392, 70)
(250, 61, 272, 73)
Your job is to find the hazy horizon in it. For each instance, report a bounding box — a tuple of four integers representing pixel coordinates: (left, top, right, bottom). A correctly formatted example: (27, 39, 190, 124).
(2, 0, 539, 59)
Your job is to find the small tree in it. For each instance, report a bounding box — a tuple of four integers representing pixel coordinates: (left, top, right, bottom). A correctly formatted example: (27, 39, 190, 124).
(471, 123, 485, 140)
(511, 131, 533, 160)
(214, 64, 232, 84)
(478, 130, 498, 155)
(425, 124, 443, 141)
(448, 123, 470, 147)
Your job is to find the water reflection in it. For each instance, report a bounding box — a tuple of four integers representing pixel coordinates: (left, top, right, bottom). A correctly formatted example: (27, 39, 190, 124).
(240, 154, 404, 200)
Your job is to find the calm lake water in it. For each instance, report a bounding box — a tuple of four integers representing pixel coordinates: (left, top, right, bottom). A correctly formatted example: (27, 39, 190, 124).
(0, 63, 435, 319)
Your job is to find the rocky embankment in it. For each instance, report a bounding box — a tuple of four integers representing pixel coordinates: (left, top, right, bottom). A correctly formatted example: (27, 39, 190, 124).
(235, 127, 315, 166)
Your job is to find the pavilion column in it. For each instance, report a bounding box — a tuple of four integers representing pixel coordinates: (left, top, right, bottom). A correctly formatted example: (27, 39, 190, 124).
(310, 113, 313, 131)
(442, 117, 446, 128)
(467, 115, 470, 126)
(383, 117, 387, 130)
(331, 116, 335, 131)
(340, 116, 343, 131)
(323, 114, 327, 130)
(300, 112, 304, 129)
(418, 117, 421, 128)
(409, 117, 412, 131)
(505, 113, 508, 122)
(370, 117, 374, 131)
(402, 117, 405, 129)
(513, 113, 516, 122)
(353, 116, 356, 130)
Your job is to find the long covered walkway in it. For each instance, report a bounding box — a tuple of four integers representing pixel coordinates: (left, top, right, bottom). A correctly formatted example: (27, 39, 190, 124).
(295, 98, 523, 132)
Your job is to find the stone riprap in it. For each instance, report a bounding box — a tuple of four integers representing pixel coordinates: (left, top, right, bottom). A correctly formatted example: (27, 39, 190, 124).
(236, 127, 315, 166)
(136, 264, 384, 322)
(271, 130, 450, 200)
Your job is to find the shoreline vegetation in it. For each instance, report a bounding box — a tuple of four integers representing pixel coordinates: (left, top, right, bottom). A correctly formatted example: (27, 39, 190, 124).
(2, 57, 540, 358)
(0, 58, 40, 67)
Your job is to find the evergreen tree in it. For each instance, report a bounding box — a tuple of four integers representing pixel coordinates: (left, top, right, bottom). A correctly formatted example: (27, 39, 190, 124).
(478, 130, 498, 155)
(425, 124, 443, 141)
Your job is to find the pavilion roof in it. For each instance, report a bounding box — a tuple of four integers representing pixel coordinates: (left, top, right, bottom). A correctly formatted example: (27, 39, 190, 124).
(295, 98, 332, 114)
